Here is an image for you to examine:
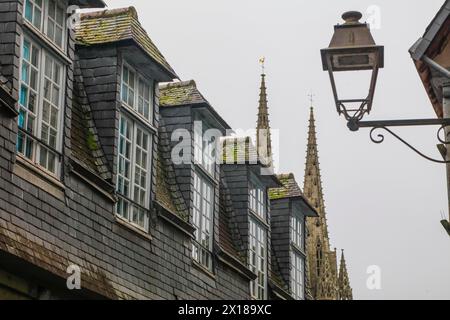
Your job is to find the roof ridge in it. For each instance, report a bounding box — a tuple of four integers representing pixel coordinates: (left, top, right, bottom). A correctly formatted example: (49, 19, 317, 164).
(276, 173, 295, 179)
(159, 80, 197, 90)
(80, 6, 138, 20)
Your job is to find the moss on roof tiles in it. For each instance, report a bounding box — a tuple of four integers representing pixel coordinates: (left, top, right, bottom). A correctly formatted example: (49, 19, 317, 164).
(155, 125, 189, 220)
(75, 7, 176, 78)
(71, 60, 112, 181)
(159, 80, 208, 107)
(269, 173, 304, 200)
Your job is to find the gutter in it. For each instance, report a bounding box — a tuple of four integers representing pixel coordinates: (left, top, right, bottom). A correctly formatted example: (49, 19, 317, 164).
(423, 56, 450, 80)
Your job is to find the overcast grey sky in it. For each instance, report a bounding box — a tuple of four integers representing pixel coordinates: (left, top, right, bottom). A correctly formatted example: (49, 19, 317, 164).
(107, 0, 450, 299)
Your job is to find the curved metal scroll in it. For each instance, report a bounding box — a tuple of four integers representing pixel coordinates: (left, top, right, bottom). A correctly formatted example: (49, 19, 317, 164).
(370, 126, 450, 164)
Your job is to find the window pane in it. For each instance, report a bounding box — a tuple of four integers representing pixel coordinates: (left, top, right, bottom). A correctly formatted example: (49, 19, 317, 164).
(137, 78, 152, 121)
(291, 252, 305, 300)
(18, 37, 46, 165)
(249, 180, 266, 219)
(45, 0, 65, 49)
(116, 114, 151, 231)
(291, 213, 303, 249)
(25, 0, 33, 21)
(24, 0, 43, 30)
(249, 218, 266, 300)
(192, 171, 214, 270)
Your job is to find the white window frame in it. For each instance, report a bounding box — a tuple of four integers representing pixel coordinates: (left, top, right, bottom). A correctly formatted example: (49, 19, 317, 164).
(194, 119, 216, 177)
(23, 0, 68, 51)
(291, 209, 304, 250)
(121, 62, 154, 124)
(291, 251, 305, 300)
(18, 34, 65, 177)
(249, 217, 267, 300)
(115, 113, 152, 232)
(249, 177, 266, 220)
(192, 170, 214, 270)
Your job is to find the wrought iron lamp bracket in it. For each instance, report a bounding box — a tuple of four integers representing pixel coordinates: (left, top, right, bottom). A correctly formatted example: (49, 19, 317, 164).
(347, 117, 450, 164)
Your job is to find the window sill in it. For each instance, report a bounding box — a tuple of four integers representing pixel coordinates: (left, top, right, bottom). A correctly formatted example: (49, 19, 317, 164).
(192, 260, 216, 281)
(114, 216, 153, 241)
(269, 280, 295, 301)
(120, 104, 157, 135)
(69, 158, 115, 202)
(217, 247, 257, 281)
(23, 20, 71, 65)
(194, 163, 218, 185)
(291, 243, 306, 258)
(156, 202, 195, 238)
(249, 210, 270, 229)
(14, 155, 65, 200)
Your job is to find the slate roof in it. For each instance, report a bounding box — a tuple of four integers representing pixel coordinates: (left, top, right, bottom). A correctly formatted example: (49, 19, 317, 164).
(218, 181, 245, 264)
(71, 60, 112, 180)
(0, 218, 125, 299)
(159, 80, 208, 107)
(269, 173, 304, 200)
(75, 7, 177, 78)
(156, 122, 189, 220)
(159, 80, 232, 130)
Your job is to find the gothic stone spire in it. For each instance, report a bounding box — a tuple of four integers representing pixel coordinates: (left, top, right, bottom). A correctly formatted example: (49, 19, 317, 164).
(304, 106, 335, 299)
(303, 107, 329, 240)
(338, 250, 353, 300)
(256, 72, 272, 167)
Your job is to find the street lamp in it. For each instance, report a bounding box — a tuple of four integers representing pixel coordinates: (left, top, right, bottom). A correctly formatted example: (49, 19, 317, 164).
(321, 11, 384, 131)
(321, 11, 450, 164)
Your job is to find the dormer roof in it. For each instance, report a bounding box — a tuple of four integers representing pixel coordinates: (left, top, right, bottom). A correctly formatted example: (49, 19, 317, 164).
(75, 7, 177, 79)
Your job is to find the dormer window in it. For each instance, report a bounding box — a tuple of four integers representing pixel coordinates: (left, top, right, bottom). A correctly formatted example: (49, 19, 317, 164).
(249, 178, 266, 220)
(192, 171, 214, 270)
(191, 115, 217, 271)
(291, 252, 305, 300)
(291, 208, 305, 300)
(194, 118, 216, 176)
(115, 114, 152, 231)
(24, 0, 67, 50)
(249, 218, 267, 300)
(121, 62, 153, 123)
(17, 36, 64, 175)
(291, 211, 304, 249)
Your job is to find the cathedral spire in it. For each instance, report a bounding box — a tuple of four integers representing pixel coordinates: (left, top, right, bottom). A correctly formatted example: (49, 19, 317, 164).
(338, 250, 353, 300)
(303, 107, 327, 229)
(256, 58, 272, 167)
(303, 102, 353, 300)
(304, 105, 334, 299)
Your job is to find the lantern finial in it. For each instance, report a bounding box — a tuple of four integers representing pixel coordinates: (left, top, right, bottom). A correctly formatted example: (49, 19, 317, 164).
(342, 11, 363, 25)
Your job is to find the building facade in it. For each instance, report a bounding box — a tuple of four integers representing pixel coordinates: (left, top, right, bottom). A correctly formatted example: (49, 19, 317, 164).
(0, 1, 351, 300)
(409, 0, 450, 236)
